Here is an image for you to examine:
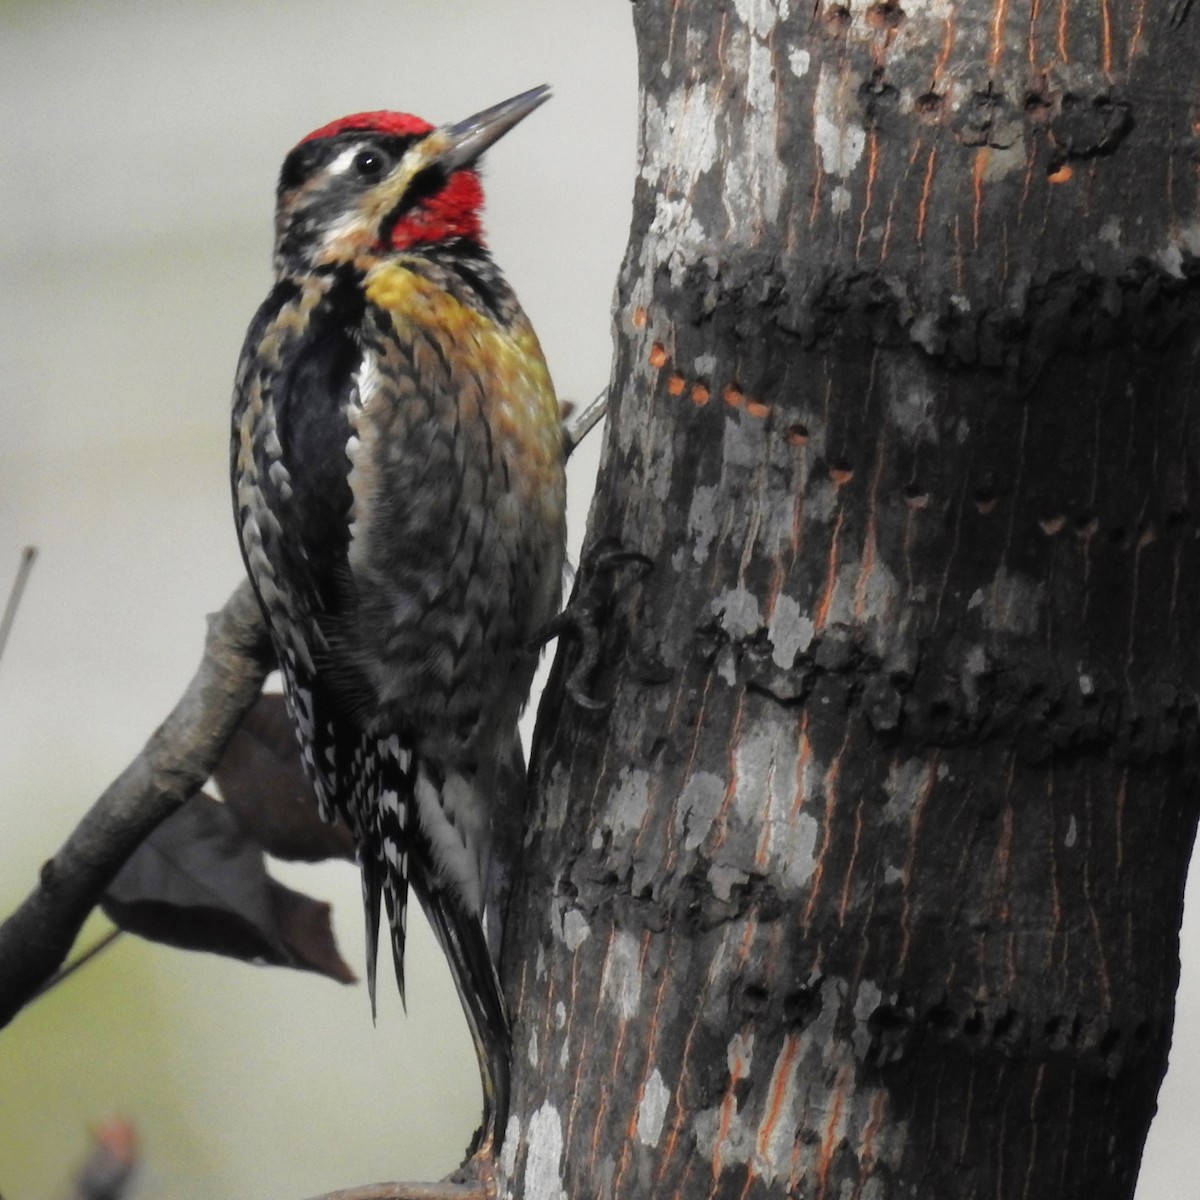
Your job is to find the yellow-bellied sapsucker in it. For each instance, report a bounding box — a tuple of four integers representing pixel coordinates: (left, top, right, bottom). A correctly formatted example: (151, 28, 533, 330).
(230, 87, 565, 1154)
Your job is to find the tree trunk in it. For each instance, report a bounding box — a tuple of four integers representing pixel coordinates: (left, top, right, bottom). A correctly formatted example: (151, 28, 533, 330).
(500, 2, 1200, 1197)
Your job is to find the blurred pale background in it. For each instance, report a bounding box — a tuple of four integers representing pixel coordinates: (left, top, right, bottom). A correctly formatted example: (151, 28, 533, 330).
(0, 2, 1194, 1198)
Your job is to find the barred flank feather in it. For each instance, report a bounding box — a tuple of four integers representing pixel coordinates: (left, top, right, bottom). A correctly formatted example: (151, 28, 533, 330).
(346, 734, 413, 1014)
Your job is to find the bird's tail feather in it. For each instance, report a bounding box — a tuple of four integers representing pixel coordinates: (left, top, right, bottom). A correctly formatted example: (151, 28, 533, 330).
(482, 736, 528, 966)
(352, 735, 413, 1018)
(354, 736, 511, 1150)
(417, 884, 512, 1155)
(360, 850, 384, 1019)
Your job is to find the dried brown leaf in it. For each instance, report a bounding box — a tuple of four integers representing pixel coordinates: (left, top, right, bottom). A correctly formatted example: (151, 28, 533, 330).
(214, 693, 355, 862)
(101, 793, 353, 984)
(268, 880, 356, 984)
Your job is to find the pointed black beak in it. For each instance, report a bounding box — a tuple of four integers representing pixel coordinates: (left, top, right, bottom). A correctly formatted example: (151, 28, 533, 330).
(434, 85, 551, 173)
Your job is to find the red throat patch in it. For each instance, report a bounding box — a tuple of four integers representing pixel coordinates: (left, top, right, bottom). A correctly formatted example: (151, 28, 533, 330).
(388, 169, 485, 250)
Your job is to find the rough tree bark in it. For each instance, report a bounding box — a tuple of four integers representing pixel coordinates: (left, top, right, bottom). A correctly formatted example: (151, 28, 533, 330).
(499, 2, 1200, 1198)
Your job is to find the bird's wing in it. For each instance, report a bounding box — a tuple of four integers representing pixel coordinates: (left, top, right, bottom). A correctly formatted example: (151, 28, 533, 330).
(231, 276, 379, 813)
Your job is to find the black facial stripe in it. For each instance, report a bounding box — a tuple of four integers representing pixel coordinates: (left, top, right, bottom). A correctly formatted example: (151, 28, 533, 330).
(277, 132, 422, 197)
(380, 163, 449, 239)
(448, 255, 503, 319)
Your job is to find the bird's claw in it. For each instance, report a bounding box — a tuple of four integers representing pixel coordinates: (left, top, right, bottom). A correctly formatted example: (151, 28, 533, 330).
(533, 540, 653, 709)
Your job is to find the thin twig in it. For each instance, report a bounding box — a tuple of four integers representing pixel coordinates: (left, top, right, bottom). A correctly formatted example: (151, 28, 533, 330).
(0, 545, 37, 666)
(563, 387, 608, 456)
(31, 928, 123, 1002)
(0, 579, 273, 1028)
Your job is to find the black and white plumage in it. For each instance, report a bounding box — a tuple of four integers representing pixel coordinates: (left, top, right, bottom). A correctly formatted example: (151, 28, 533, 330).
(230, 88, 565, 1156)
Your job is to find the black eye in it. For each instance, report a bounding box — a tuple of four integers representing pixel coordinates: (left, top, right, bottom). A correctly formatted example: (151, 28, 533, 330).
(353, 148, 387, 178)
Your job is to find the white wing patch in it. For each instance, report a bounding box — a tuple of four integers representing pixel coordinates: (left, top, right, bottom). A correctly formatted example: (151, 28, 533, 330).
(346, 350, 384, 573)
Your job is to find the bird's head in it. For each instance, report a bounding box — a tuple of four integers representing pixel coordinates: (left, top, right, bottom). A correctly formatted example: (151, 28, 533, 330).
(272, 84, 549, 273)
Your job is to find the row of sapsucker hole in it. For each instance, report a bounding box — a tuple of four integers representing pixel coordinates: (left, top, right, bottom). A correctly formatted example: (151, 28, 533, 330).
(734, 979, 1154, 1067)
(819, 0, 1133, 180)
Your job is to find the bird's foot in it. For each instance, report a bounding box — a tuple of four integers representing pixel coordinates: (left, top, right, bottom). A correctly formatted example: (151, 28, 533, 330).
(533, 539, 653, 709)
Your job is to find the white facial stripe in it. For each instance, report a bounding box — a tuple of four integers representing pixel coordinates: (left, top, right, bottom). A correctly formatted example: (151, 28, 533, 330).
(319, 209, 370, 254)
(327, 145, 365, 176)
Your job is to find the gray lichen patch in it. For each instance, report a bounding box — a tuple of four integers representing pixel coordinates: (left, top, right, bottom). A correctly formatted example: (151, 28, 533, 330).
(551, 896, 592, 952)
(883, 757, 935, 823)
(768, 593, 814, 668)
(981, 566, 1045, 637)
(605, 765, 652, 839)
(601, 929, 644, 1020)
(636, 1067, 671, 1146)
(675, 770, 727, 853)
(813, 62, 867, 182)
(523, 1101, 568, 1200)
(711, 584, 764, 641)
(685, 484, 721, 565)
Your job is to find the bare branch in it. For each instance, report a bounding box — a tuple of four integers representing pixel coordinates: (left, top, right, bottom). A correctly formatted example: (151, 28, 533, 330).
(31, 928, 123, 1003)
(0, 579, 273, 1028)
(302, 1184, 487, 1200)
(0, 545, 37, 666)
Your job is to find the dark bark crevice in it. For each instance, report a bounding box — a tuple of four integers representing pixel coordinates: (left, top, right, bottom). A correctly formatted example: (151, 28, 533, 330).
(669, 255, 1200, 377)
